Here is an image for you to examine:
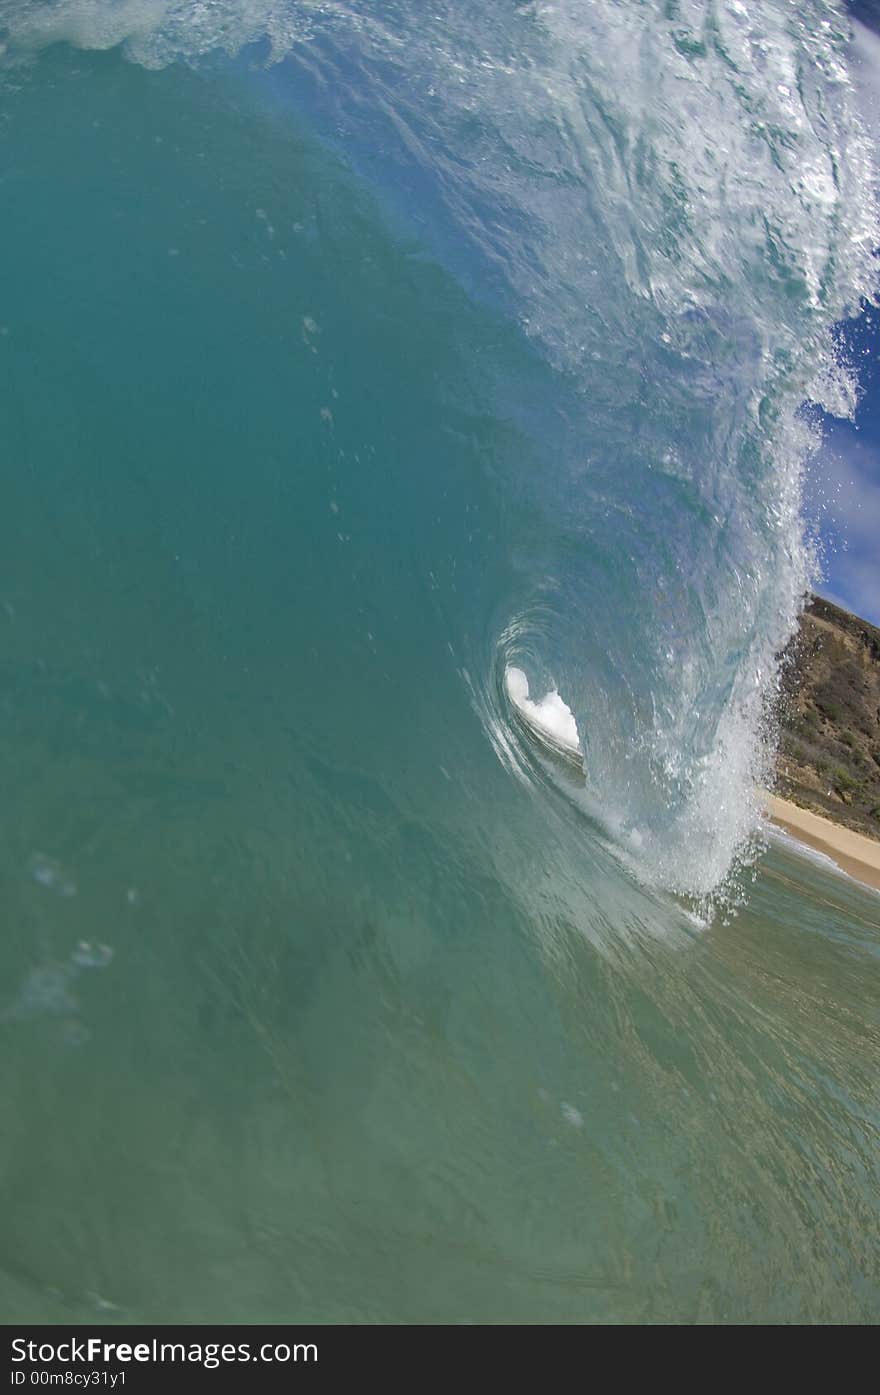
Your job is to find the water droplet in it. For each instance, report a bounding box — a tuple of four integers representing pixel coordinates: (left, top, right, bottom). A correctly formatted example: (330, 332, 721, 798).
(70, 941, 114, 970)
(30, 853, 77, 898)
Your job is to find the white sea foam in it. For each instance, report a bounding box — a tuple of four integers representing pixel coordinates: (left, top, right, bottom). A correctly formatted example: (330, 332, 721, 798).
(851, 18, 880, 159)
(767, 822, 880, 895)
(505, 667, 580, 754)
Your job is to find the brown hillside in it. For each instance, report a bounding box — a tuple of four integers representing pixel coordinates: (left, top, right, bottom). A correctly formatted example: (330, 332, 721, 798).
(776, 595, 880, 842)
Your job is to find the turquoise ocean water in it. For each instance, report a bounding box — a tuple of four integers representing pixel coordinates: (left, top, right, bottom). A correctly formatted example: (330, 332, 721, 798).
(0, 1, 878, 1322)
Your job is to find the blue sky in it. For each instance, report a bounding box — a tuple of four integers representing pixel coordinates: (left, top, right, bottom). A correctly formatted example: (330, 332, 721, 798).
(806, 15, 880, 627)
(809, 309, 880, 627)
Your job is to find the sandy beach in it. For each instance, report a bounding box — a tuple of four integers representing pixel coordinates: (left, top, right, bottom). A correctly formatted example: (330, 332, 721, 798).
(767, 795, 880, 894)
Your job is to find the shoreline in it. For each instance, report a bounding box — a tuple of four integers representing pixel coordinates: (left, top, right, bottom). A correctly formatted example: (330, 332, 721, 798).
(766, 794, 880, 894)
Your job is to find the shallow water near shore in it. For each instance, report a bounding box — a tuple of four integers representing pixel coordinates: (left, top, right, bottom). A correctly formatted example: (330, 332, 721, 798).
(2, 792, 878, 1322)
(0, 10, 879, 1322)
